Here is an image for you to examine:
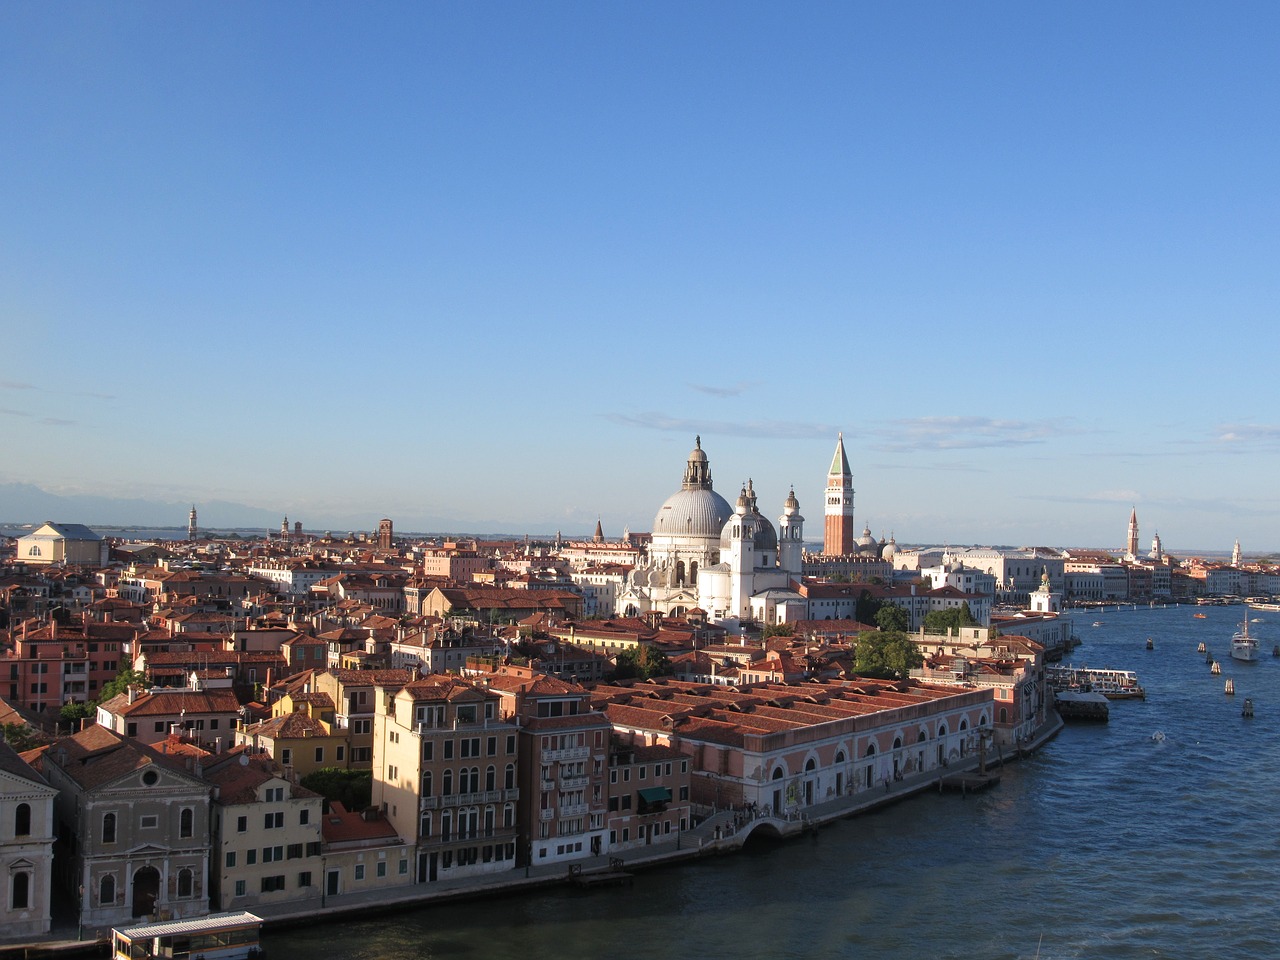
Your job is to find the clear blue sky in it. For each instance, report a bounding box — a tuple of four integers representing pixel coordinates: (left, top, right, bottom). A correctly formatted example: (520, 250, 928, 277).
(3, 2, 1279, 552)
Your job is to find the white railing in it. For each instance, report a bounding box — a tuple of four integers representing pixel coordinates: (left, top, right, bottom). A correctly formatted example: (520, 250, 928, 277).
(559, 775, 590, 790)
(542, 746, 590, 762)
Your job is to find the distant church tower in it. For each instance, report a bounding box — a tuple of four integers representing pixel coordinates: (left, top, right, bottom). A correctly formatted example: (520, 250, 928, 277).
(1232, 538, 1242, 567)
(188, 505, 198, 541)
(778, 487, 804, 576)
(823, 433, 855, 557)
(378, 518, 393, 551)
(1125, 507, 1139, 561)
(281, 516, 290, 541)
(1149, 531, 1163, 562)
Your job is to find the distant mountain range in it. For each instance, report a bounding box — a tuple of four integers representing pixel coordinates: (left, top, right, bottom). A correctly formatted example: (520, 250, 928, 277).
(0, 482, 286, 531)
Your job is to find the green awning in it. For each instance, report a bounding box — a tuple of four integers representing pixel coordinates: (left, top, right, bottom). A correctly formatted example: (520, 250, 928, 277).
(638, 786, 673, 804)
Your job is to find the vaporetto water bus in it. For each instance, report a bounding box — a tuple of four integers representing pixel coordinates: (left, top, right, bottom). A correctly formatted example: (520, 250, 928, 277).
(1045, 665, 1146, 700)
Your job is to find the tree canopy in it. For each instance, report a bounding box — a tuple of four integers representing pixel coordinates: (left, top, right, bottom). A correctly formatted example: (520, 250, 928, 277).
(854, 630, 923, 680)
(300, 767, 373, 813)
(922, 602, 979, 634)
(613, 645, 673, 681)
(874, 605, 910, 633)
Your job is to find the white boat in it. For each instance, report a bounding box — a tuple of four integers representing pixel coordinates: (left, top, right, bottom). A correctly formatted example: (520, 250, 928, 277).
(111, 911, 263, 960)
(1231, 617, 1259, 662)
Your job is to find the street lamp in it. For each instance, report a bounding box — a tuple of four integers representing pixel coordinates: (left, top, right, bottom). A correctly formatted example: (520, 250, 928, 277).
(320, 856, 327, 907)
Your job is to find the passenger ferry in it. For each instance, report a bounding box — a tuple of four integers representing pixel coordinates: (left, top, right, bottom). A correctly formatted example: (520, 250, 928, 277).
(111, 911, 263, 960)
(1046, 665, 1146, 700)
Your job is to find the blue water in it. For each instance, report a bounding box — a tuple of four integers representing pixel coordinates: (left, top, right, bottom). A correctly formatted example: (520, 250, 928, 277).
(266, 605, 1280, 959)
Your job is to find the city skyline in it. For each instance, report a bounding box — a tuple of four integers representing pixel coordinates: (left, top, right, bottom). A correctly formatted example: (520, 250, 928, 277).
(4, 5, 1280, 549)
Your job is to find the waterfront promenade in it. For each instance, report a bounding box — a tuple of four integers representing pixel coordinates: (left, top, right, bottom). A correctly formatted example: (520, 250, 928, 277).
(0, 713, 1062, 959)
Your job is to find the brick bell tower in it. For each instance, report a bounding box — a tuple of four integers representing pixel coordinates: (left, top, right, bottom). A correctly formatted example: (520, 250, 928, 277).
(823, 433, 855, 557)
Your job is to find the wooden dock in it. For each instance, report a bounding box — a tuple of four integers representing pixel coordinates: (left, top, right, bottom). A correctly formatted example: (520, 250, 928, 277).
(568, 858, 634, 888)
(940, 771, 1001, 794)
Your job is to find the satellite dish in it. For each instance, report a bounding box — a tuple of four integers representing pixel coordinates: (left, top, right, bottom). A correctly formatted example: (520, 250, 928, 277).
(239, 753, 249, 766)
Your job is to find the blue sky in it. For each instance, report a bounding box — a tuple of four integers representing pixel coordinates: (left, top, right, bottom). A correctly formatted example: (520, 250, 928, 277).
(3, 2, 1279, 552)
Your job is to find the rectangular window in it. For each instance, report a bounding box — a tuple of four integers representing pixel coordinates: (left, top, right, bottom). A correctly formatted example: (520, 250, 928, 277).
(237, 816, 248, 833)
(287, 843, 303, 860)
(354, 864, 365, 881)
(337, 746, 345, 761)
(154, 721, 166, 733)
(260, 875, 286, 892)
(226, 852, 236, 868)
(247, 849, 257, 865)
(487, 736, 497, 757)
(264, 811, 284, 830)
(315, 746, 324, 762)
(376, 861, 387, 878)
(235, 880, 246, 897)
(140, 815, 158, 828)
(300, 809, 310, 825)
(444, 740, 454, 760)
(305, 841, 323, 857)
(399, 858, 408, 875)
(298, 871, 312, 888)
(506, 735, 516, 754)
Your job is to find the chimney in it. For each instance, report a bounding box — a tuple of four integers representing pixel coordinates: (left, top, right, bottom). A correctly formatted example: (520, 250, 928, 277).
(214, 737, 223, 754)
(127, 686, 137, 705)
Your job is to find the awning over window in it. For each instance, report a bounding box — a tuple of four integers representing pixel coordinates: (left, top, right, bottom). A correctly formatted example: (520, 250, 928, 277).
(638, 786, 673, 804)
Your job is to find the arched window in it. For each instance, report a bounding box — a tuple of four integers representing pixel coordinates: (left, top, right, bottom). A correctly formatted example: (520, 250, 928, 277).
(100, 874, 115, 906)
(422, 771, 432, 797)
(999, 707, 1008, 724)
(504, 764, 515, 790)
(917, 730, 927, 743)
(960, 719, 968, 731)
(771, 767, 784, 780)
(503, 803, 515, 828)
(676, 561, 686, 585)
(485, 765, 496, 792)
(484, 806, 495, 836)
(804, 757, 816, 772)
(102, 812, 117, 844)
(15, 803, 30, 837)
(835, 750, 846, 764)
(177, 868, 193, 898)
(443, 770, 453, 796)
(689, 561, 698, 583)
(893, 736, 902, 750)
(11, 872, 29, 910)
(864, 743, 877, 757)
(179, 808, 194, 839)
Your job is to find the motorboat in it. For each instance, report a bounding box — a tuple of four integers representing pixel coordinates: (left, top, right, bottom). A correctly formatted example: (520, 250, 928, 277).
(1231, 617, 1259, 662)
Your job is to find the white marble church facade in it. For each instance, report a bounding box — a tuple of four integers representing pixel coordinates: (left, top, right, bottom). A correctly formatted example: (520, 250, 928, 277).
(618, 438, 806, 628)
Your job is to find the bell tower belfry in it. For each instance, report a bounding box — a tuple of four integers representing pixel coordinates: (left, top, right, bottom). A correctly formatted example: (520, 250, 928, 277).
(823, 433, 855, 557)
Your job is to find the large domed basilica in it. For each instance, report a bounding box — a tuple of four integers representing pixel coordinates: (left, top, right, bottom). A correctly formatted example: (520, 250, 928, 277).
(619, 437, 806, 627)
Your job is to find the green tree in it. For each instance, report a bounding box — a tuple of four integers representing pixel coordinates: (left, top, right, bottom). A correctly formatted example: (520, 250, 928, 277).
(854, 589, 882, 625)
(60, 701, 94, 730)
(613, 645, 673, 681)
(854, 630, 923, 680)
(874, 605, 910, 633)
(99, 668, 149, 703)
(2, 722, 47, 752)
(762, 623, 793, 639)
(923, 602, 979, 634)
(300, 767, 373, 812)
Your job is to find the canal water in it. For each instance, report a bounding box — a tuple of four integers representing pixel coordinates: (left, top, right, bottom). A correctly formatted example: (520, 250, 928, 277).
(265, 604, 1279, 960)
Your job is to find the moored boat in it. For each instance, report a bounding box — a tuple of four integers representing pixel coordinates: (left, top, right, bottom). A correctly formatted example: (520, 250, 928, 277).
(111, 911, 264, 960)
(1230, 617, 1259, 662)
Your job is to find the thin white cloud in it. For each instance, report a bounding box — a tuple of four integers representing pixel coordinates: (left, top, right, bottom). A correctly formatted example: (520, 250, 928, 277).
(1216, 423, 1280, 445)
(604, 411, 837, 440)
(873, 416, 1070, 452)
(0, 380, 36, 390)
(688, 380, 756, 398)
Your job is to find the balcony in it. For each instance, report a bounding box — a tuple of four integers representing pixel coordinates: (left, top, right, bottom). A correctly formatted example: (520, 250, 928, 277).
(541, 746, 590, 763)
(539, 809, 554, 821)
(436, 789, 513, 808)
(559, 775, 589, 790)
(559, 802, 589, 817)
(539, 779, 556, 793)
